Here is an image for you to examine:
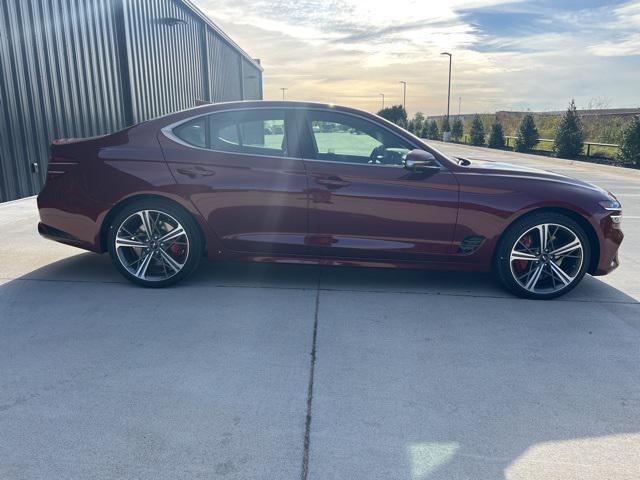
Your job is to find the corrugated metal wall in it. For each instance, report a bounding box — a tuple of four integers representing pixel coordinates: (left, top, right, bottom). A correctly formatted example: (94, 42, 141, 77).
(0, 0, 125, 202)
(207, 30, 241, 102)
(122, 0, 205, 122)
(0, 0, 263, 202)
(242, 57, 262, 102)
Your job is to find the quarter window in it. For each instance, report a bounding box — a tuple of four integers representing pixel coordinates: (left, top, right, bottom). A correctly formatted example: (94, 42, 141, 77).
(306, 111, 412, 166)
(173, 109, 288, 157)
(174, 118, 206, 148)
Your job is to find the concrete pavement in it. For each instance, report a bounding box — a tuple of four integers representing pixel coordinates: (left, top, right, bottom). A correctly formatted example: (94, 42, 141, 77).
(1, 145, 639, 479)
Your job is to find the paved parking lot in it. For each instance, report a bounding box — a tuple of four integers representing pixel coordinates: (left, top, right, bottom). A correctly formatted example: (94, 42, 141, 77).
(1, 145, 639, 479)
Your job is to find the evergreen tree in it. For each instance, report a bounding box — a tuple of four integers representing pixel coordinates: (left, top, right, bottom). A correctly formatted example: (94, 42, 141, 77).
(451, 118, 464, 142)
(514, 114, 539, 152)
(420, 121, 429, 139)
(412, 112, 426, 136)
(618, 115, 640, 166)
(441, 116, 450, 133)
(406, 118, 416, 134)
(553, 100, 584, 158)
(469, 114, 485, 146)
(427, 120, 440, 140)
(488, 118, 506, 149)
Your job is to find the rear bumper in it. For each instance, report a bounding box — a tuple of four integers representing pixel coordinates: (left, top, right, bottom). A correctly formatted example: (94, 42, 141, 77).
(37, 177, 112, 253)
(37, 222, 97, 251)
(38, 222, 75, 242)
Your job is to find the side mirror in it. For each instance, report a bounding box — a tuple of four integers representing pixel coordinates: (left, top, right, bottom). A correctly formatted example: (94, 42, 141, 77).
(404, 149, 439, 172)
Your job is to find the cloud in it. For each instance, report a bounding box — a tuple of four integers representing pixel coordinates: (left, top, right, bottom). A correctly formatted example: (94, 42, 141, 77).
(195, 0, 640, 114)
(590, 34, 640, 57)
(587, 1, 640, 56)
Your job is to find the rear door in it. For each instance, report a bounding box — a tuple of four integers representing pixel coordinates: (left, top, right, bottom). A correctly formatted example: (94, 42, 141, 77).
(299, 109, 459, 260)
(159, 108, 309, 255)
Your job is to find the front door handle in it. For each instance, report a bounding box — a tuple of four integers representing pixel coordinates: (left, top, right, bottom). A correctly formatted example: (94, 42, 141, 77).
(315, 176, 351, 189)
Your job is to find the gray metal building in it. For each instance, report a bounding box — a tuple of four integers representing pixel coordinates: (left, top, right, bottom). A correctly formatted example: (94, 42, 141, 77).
(0, 0, 263, 202)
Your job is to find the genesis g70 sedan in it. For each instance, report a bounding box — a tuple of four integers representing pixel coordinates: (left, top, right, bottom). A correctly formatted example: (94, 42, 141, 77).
(37, 101, 623, 299)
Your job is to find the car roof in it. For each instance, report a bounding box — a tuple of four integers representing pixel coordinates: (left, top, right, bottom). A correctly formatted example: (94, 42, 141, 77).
(144, 100, 375, 126)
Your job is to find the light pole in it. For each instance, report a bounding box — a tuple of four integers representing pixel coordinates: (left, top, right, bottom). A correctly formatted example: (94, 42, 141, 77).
(440, 52, 452, 131)
(458, 96, 461, 117)
(280, 87, 287, 100)
(399, 81, 407, 111)
(379, 93, 385, 110)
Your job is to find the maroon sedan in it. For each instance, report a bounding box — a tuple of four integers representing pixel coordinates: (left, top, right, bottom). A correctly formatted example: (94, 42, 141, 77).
(37, 101, 623, 299)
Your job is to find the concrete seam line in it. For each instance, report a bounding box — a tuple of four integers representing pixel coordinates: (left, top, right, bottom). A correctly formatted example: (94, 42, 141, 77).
(301, 273, 321, 480)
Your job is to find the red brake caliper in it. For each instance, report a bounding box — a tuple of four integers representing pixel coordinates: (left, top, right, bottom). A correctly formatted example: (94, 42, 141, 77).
(514, 234, 532, 274)
(170, 243, 184, 259)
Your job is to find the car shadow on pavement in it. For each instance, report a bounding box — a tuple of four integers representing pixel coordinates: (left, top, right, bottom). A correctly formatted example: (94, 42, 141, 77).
(14, 251, 639, 305)
(2, 252, 639, 480)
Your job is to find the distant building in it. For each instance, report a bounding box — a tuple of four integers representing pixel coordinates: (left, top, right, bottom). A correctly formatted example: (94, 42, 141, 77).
(0, 0, 263, 202)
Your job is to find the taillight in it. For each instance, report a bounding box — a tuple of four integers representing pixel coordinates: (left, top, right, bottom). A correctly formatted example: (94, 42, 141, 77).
(46, 157, 78, 181)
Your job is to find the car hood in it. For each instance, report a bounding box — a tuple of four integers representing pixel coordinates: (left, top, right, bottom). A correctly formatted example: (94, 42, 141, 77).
(459, 158, 606, 193)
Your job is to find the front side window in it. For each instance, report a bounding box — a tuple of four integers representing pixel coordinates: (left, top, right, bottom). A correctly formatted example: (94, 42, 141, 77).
(174, 109, 288, 157)
(306, 111, 412, 166)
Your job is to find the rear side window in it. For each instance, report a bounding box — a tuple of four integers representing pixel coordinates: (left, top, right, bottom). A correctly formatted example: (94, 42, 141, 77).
(173, 109, 288, 157)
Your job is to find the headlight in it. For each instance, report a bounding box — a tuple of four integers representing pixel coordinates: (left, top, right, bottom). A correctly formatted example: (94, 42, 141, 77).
(599, 198, 621, 211)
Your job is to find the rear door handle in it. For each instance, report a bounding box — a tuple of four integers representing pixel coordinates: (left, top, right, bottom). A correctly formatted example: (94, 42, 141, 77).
(315, 176, 351, 189)
(175, 166, 216, 179)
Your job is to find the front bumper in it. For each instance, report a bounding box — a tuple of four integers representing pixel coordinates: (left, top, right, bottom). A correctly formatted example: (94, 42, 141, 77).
(592, 213, 624, 276)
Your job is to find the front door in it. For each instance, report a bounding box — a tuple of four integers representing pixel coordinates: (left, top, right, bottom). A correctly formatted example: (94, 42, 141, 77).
(299, 109, 459, 260)
(159, 108, 309, 255)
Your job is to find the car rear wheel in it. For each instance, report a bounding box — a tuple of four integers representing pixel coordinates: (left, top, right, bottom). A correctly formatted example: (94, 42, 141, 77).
(495, 212, 590, 299)
(107, 200, 202, 287)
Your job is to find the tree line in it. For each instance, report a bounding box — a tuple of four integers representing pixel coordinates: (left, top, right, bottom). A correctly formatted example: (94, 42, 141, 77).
(378, 101, 640, 166)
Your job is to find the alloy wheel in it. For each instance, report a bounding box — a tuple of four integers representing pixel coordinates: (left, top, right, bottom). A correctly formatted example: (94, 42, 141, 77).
(114, 209, 189, 281)
(509, 223, 584, 294)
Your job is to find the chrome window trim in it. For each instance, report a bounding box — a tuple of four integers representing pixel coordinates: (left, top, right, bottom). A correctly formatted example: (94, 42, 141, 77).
(302, 158, 404, 168)
(161, 110, 296, 161)
(160, 106, 442, 168)
(162, 135, 298, 162)
(299, 157, 445, 171)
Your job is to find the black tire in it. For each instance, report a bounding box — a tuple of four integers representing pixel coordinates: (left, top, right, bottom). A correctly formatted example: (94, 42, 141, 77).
(495, 212, 591, 299)
(107, 199, 203, 287)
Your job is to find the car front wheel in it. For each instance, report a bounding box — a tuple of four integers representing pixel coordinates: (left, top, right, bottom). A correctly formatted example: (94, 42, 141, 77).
(496, 213, 590, 299)
(107, 200, 202, 287)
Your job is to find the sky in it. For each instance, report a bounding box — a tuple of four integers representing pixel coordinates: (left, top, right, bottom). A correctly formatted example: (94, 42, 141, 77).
(195, 0, 640, 116)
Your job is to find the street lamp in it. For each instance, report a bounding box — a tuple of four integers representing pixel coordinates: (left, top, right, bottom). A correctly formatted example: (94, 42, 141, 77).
(379, 93, 385, 110)
(399, 81, 407, 111)
(440, 52, 452, 133)
(280, 87, 288, 100)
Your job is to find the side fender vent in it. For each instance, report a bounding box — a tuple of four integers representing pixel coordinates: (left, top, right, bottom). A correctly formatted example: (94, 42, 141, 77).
(458, 236, 486, 254)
